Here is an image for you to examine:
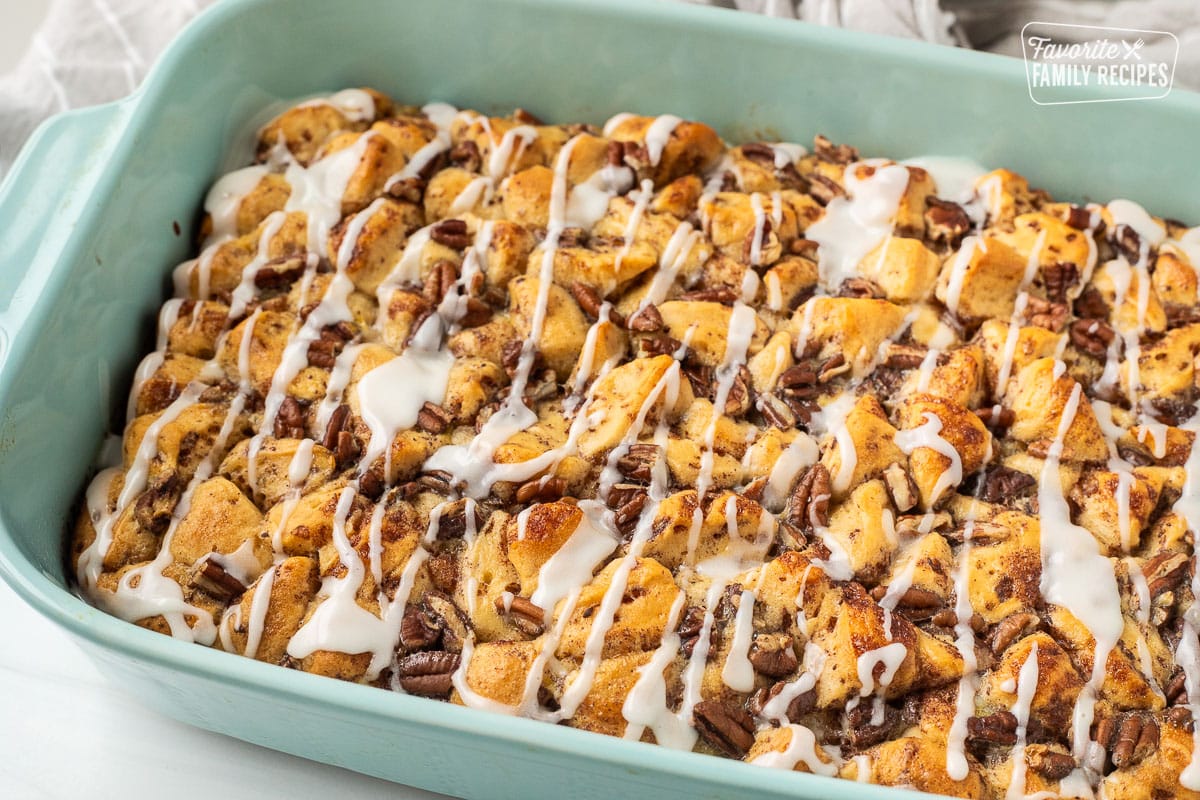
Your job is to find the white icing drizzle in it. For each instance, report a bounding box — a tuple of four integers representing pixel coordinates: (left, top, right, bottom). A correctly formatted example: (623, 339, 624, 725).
(297, 88, 376, 123)
(1005, 642, 1041, 800)
(763, 433, 819, 511)
(1108, 199, 1166, 248)
(642, 114, 682, 166)
(894, 412, 963, 506)
(902, 155, 988, 204)
(1039, 380, 1124, 768)
(356, 316, 454, 477)
(284, 129, 377, 256)
(749, 724, 839, 775)
(204, 165, 268, 245)
(805, 160, 909, 288)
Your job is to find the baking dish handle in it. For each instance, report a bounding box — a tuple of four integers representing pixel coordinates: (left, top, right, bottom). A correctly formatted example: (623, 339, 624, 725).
(0, 100, 130, 317)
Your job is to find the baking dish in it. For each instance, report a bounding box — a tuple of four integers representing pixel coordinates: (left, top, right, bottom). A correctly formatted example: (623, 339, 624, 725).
(1, 0, 1199, 797)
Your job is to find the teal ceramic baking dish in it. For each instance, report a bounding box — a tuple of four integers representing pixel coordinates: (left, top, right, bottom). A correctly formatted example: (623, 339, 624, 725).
(1, 0, 1198, 797)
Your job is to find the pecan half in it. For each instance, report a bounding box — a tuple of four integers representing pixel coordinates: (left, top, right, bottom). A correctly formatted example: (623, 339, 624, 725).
(195, 559, 246, 601)
(807, 173, 844, 206)
(967, 710, 1018, 745)
(416, 401, 452, 435)
(1023, 296, 1068, 332)
(924, 198, 972, 246)
(399, 605, 442, 650)
(1094, 712, 1160, 769)
(274, 395, 306, 439)
(980, 465, 1037, 504)
(494, 594, 546, 636)
(1069, 318, 1117, 359)
(627, 303, 664, 332)
(787, 464, 831, 532)
(759, 392, 797, 430)
(990, 612, 1040, 655)
(448, 140, 481, 172)
(1074, 286, 1112, 320)
(677, 605, 705, 658)
(1028, 748, 1077, 781)
(615, 445, 658, 484)
(748, 681, 817, 721)
(693, 700, 756, 757)
(396, 650, 460, 696)
(749, 634, 799, 679)
(813, 134, 858, 165)
(515, 475, 568, 504)
(1043, 262, 1079, 304)
(1144, 551, 1190, 599)
(613, 490, 648, 537)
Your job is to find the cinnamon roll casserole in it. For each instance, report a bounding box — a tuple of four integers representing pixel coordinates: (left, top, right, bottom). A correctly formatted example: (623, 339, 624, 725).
(72, 87, 1200, 799)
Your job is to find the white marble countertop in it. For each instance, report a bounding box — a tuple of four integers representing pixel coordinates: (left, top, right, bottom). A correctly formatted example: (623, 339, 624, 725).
(0, 579, 447, 799)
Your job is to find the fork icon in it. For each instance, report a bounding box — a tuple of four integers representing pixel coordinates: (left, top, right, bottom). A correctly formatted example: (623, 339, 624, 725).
(1123, 38, 1145, 60)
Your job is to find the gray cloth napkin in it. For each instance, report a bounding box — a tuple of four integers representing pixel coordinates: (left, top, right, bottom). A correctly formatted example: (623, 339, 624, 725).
(0, 0, 1195, 179)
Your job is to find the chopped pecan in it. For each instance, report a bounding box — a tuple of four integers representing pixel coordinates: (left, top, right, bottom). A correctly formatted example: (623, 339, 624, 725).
(569, 281, 602, 318)
(1028, 748, 1077, 781)
(980, 465, 1037, 504)
(1023, 296, 1068, 332)
(883, 462, 918, 513)
(742, 216, 773, 264)
(990, 612, 1040, 655)
(253, 255, 307, 290)
(967, 710, 1018, 745)
(435, 499, 482, 541)
(722, 365, 754, 417)
(836, 278, 883, 299)
(759, 392, 797, 430)
(789, 238, 819, 258)
(807, 173, 844, 206)
(458, 297, 493, 328)
(306, 337, 337, 368)
(1074, 286, 1111, 320)
(693, 700, 756, 757)
(975, 405, 1015, 430)
(335, 430, 359, 467)
(399, 605, 442, 650)
(1064, 205, 1093, 230)
(423, 259, 459, 304)
(748, 634, 799, 678)
(637, 333, 682, 358)
(613, 491, 648, 538)
(448, 140, 481, 172)
(677, 606, 705, 658)
(515, 475, 568, 504)
(494, 594, 546, 636)
(416, 401, 452, 435)
(387, 176, 426, 204)
(617, 443, 661, 483)
(396, 650, 460, 696)
(1144, 551, 1190, 599)
(813, 134, 858, 165)
(679, 287, 739, 304)
(1094, 712, 1160, 769)
(1112, 224, 1144, 263)
(1069, 318, 1117, 359)
(422, 593, 471, 653)
(778, 363, 818, 397)
(924, 198, 972, 246)
(883, 344, 929, 370)
(1043, 261, 1079, 304)
(787, 464, 831, 532)
(195, 559, 246, 601)
(931, 609, 959, 628)
(739, 142, 777, 166)
(274, 395, 306, 439)
(627, 303, 664, 332)
(748, 681, 817, 721)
